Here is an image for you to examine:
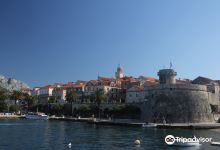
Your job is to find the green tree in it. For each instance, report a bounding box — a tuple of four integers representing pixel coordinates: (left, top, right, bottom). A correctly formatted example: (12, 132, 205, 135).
(24, 94, 37, 110)
(95, 89, 107, 119)
(9, 104, 20, 113)
(89, 94, 95, 103)
(0, 88, 9, 112)
(10, 90, 23, 105)
(0, 101, 7, 112)
(0, 88, 8, 101)
(48, 96, 56, 104)
(50, 104, 64, 116)
(66, 90, 78, 116)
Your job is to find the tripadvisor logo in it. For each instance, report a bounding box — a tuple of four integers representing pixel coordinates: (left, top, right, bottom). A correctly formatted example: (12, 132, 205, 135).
(165, 135, 175, 145)
(165, 135, 212, 145)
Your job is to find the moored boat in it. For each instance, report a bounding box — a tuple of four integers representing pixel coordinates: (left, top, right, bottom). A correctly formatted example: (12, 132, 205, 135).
(211, 142, 220, 146)
(142, 123, 157, 128)
(25, 112, 49, 120)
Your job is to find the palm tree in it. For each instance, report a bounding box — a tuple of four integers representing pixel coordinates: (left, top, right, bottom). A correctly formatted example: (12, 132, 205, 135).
(95, 89, 107, 119)
(66, 90, 78, 116)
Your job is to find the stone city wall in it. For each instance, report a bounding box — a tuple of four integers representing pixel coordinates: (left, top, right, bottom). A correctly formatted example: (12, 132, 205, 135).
(141, 84, 215, 123)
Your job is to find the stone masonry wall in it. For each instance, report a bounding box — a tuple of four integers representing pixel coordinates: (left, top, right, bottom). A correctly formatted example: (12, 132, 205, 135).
(141, 84, 215, 123)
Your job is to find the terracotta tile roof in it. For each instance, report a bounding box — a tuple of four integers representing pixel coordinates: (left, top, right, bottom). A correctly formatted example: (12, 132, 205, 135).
(98, 76, 114, 81)
(72, 84, 84, 88)
(144, 81, 159, 86)
(128, 85, 144, 91)
(41, 85, 57, 89)
(88, 80, 98, 85)
(176, 79, 192, 84)
(139, 76, 159, 82)
(75, 80, 87, 85)
(120, 76, 137, 82)
(62, 82, 76, 88)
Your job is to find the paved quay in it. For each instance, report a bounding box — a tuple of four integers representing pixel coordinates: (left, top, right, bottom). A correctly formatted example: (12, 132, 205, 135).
(49, 117, 144, 126)
(49, 117, 94, 122)
(157, 123, 220, 129)
(49, 117, 220, 129)
(0, 115, 23, 119)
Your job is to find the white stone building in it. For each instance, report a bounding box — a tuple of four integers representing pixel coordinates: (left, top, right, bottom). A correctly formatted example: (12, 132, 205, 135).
(38, 85, 57, 105)
(126, 86, 145, 103)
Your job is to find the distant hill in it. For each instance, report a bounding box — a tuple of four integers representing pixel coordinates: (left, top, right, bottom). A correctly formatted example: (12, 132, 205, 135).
(0, 75, 30, 91)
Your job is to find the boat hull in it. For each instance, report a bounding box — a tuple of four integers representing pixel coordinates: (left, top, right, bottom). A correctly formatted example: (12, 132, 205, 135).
(142, 123, 157, 128)
(25, 115, 49, 120)
(211, 142, 220, 146)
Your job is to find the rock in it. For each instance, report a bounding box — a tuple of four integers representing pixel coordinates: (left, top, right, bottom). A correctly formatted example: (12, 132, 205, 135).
(0, 75, 30, 91)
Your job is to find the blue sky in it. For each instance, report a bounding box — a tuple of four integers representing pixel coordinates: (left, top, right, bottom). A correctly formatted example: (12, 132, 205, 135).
(1, 0, 220, 87)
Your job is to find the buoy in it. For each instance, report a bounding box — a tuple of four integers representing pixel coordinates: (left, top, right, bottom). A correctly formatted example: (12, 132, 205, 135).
(68, 142, 72, 148)
(134, 139, 141, 145)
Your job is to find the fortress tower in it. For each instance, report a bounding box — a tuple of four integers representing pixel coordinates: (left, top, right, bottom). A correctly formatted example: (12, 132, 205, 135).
(158, 69, 177, 84)
(141, 68, 215, 123)
(115, 64, 124, 79)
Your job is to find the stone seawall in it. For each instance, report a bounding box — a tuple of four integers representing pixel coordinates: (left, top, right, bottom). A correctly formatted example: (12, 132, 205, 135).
(141, 84, 215, 123)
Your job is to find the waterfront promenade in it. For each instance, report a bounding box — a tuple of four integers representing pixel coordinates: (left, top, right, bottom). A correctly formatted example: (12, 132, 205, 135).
(0, 114, 22, 119)
(1, 114, 220, 129)
(49, 116, 220, 129)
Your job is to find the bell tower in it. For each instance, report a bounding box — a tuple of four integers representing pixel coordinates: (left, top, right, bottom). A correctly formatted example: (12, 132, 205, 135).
(115, 64, 124, 79)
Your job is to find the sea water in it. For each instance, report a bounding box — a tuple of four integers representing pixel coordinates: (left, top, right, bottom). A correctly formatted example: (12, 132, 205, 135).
(0, 119, 219, 150)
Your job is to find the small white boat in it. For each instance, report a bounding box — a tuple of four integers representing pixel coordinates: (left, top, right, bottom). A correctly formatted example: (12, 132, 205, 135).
(142, 123, 157, 128)
(173, 141, 201, 147)
(25, 112, 49, 120)
(211, 142, 220, 146)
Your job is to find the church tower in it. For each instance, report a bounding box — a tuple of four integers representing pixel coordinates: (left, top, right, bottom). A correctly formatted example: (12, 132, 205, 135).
(115, 64, 124, 79)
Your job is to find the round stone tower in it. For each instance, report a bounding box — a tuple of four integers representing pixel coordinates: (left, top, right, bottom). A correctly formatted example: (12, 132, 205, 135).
(158, 69, 177, 84)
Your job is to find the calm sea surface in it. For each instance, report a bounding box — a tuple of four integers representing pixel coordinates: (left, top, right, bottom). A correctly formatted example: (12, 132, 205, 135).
(0, 119, 220, 150)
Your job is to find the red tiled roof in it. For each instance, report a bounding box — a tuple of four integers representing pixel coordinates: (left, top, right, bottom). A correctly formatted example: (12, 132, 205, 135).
(75, 80, 87, 84)
(120, 76, 137, 82)
(72, 84, 85, 88)
(41, 85, 57, 89)
(88, 80, 98, 85)
(176, 79, 192, 84)
(61, 82, 76, 88)
(144, 81, 159, 86)
(98, 76, 114, 81)
(139, 76, 159, 82)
